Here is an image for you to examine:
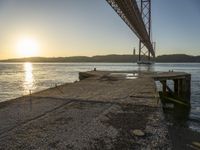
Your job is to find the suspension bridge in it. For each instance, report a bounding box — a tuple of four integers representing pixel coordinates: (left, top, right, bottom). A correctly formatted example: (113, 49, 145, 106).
(106, 0, 155, 63)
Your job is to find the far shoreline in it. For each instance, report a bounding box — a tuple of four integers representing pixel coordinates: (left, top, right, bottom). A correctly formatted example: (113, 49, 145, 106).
(0, 54, 200, 63)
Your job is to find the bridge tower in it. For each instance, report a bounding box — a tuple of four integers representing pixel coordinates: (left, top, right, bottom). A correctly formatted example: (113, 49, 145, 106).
(138, 0, 154, 63)
(106, 0, 155, 64)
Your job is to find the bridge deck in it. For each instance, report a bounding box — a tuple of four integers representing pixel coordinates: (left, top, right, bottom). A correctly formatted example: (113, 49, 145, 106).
(0, 71, 186, 149)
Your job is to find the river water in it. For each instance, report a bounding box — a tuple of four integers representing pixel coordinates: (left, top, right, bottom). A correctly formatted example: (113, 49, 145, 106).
(0, 62, 199, 132)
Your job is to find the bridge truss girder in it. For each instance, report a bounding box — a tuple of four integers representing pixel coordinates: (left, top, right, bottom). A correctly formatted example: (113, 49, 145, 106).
(139, 0, 152, 61)
(106, 0, 155, 60)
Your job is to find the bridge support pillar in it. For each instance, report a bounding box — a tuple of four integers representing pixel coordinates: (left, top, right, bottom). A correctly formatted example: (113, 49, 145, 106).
(138, 0, 152, 63)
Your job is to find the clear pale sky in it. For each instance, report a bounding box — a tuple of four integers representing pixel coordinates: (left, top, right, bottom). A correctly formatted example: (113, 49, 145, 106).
(0, 0, 199, 59)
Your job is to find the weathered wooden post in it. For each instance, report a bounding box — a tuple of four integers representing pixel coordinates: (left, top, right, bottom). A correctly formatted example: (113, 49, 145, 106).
(173, 79, 178, 96)
(182, 75, 191, 104)
(178, 79, 183, 98)
(161, 80, 167, 96)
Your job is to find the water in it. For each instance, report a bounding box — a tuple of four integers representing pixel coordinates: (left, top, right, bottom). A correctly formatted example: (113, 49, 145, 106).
(0, 62, 200, 132)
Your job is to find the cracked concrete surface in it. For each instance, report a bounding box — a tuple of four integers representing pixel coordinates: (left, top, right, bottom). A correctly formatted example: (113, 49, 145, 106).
(0, 71, 171, 149)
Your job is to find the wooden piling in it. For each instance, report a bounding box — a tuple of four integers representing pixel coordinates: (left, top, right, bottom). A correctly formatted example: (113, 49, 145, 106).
(154, 72, 191, 105)
(174, 79, 178, 96)
(161, 80, 167, 96)
(181, 75, 191, 103)
(178, 79, 183, 98)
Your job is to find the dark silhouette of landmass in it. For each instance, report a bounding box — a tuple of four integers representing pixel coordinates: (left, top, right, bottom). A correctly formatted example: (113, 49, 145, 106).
(0, 54, 200, 63)
(156, 54, 200, 62)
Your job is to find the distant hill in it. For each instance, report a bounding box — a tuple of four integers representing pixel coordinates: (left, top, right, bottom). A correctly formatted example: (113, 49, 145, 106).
(0, 55, 141, 63)
(0, 54, 200, 63)
(156, 54, 200, 62)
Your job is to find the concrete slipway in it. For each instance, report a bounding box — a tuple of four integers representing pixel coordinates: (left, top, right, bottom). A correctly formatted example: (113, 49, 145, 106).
(0, 70, 190, 149)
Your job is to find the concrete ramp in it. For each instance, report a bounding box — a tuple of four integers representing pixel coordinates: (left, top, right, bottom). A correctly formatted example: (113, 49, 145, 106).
(0, 71, 172, 149)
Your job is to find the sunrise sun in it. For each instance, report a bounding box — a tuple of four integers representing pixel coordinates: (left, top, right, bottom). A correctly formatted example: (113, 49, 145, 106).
(16, 37, 39, 57)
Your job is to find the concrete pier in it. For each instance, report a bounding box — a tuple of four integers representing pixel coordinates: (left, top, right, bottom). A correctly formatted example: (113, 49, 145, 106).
(153, 72, 191, 105)
(0, 70, 191, 149)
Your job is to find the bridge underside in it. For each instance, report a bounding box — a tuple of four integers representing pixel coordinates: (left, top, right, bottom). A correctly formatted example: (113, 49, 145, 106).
(106, 0, 155, 60)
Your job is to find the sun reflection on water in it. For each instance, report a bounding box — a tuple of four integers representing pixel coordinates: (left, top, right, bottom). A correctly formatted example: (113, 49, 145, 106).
(23, 62, 34, 94)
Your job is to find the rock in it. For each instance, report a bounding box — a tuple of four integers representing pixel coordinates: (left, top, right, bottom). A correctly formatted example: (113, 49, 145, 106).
(131, 129, 145, 137)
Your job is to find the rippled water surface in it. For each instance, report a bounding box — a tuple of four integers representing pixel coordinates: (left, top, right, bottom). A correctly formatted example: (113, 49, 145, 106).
(0, 62, 200, 131)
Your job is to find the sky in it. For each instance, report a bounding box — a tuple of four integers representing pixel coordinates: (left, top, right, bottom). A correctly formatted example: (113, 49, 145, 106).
(0, 0, 199, 59)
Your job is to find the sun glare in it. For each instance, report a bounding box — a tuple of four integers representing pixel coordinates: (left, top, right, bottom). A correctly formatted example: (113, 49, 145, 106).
(17, 37, 39, 57)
